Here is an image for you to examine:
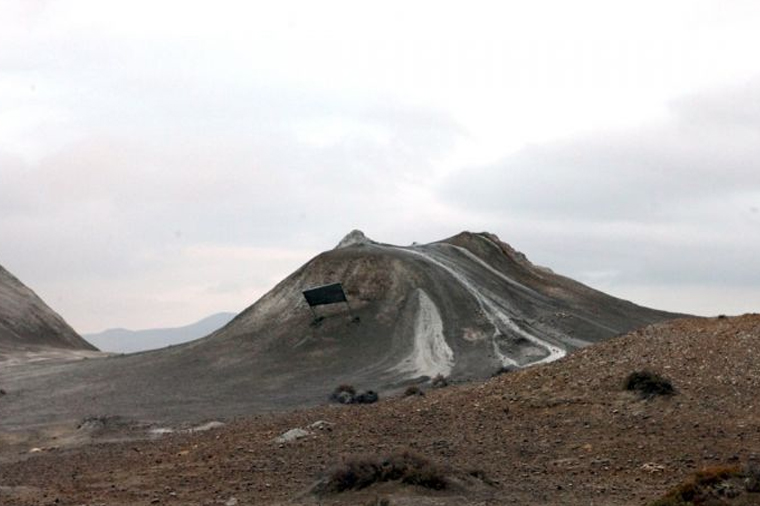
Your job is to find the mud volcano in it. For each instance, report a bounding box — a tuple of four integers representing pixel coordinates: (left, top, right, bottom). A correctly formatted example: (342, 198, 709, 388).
(0, 231, 680, 429)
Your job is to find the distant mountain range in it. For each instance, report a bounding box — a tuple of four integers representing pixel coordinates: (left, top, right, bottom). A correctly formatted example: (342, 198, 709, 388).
(84, 312, 237, 353)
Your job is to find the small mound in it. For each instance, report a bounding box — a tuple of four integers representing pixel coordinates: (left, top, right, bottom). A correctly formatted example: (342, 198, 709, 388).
(335, 229, 375, 249)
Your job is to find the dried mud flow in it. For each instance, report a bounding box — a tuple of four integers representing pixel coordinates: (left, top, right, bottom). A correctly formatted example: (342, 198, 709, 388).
(1, 315, 759, 506)
(0, 231, 678, 438)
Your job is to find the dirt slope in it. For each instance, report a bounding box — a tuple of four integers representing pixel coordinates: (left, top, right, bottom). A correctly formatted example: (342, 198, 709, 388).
(0, 231, 678, 431)
(1, 315, 758, 506)
(0, 264, 95, 354)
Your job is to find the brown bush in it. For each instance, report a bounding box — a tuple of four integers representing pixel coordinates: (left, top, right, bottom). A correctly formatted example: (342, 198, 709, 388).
(624, 370, 675, 399)
(355, 390, 379, 404)
(403, 386, 424, 397)
(316, 450, 448, 494)
(745, 462, 760, 493)
(648, 465, 747, 505)
(334, 384, 356, 396)
(431, 374, 449, 389)
(330, 384, 357, 404)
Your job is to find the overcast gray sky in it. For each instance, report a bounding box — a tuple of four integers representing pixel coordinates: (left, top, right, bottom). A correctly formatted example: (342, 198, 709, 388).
(1, 0, 759, 332)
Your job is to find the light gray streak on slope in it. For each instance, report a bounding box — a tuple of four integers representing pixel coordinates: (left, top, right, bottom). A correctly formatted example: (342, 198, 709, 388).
(444, 243, 546, 300)
(399, 246, 566, 367)
(394, 289, 455, 379)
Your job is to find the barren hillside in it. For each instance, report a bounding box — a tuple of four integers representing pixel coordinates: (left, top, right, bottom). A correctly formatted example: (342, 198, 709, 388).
(0, 264, 96, 354)
(0, 231, 678, 432)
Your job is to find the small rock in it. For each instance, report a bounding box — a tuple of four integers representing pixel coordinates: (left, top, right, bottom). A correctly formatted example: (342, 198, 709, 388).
(149, 428, 175, 436)
(189, 421, 225, 432)
(225, 498, 238, 506)
(309, 420, 334, 430)
(641, 462, 665, 473)
(274, 428, 311, 443)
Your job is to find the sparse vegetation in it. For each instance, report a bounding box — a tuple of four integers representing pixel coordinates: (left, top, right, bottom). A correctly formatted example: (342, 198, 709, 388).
(403, 386, 424, 397)
(355, 390, 379, 404)
(744, 462, 760, 493)
(329, 385, 378, 404)
(647, 464, 760, 505)
(315, 450, 448, 494)
(625, 370, 675, 399)
(334, 384, 356, 396)
(330, 384, 357, 404)
(431, 374, 449, 388)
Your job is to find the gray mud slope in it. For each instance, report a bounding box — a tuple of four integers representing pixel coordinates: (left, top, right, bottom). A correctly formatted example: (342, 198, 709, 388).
(0, 264, 96, 354)
(0, 231, 680, 429)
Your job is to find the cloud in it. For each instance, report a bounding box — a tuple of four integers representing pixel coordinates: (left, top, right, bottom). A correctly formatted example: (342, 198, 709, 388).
(5, 0, 760, 330)
(443, 83, 760, 222)
(0, 86, 466, 331)
(439, 80, 760, 305)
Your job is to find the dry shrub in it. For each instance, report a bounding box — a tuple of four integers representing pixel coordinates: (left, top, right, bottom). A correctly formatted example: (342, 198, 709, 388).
(324, 455, 383, 492)
(355, 390, 379, 404)
(330, 384, 357, 404)
(744, 462, 760, 493)
(333, 384, 356, 396)
(625, 370, 675, 399)
(648, 465, 749, 505)
(431, 374, 449, 389)
(385, 451, 447, 489)
(316, 450, 448, 494)
(403, 386, 424, 397)
(330, 385, 378, 405)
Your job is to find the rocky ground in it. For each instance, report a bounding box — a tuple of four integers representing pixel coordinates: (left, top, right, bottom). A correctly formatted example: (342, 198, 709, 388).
(1, 314, 759, 505)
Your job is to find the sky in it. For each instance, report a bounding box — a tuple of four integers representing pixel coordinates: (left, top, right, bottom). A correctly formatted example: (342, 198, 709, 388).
(1, 0, 759, 333)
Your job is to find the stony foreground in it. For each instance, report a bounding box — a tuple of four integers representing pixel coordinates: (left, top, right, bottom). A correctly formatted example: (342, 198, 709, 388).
(1, 315, 758, 505)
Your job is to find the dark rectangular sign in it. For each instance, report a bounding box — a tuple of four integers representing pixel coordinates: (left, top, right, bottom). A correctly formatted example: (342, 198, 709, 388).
(302, 283, 348, 307)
